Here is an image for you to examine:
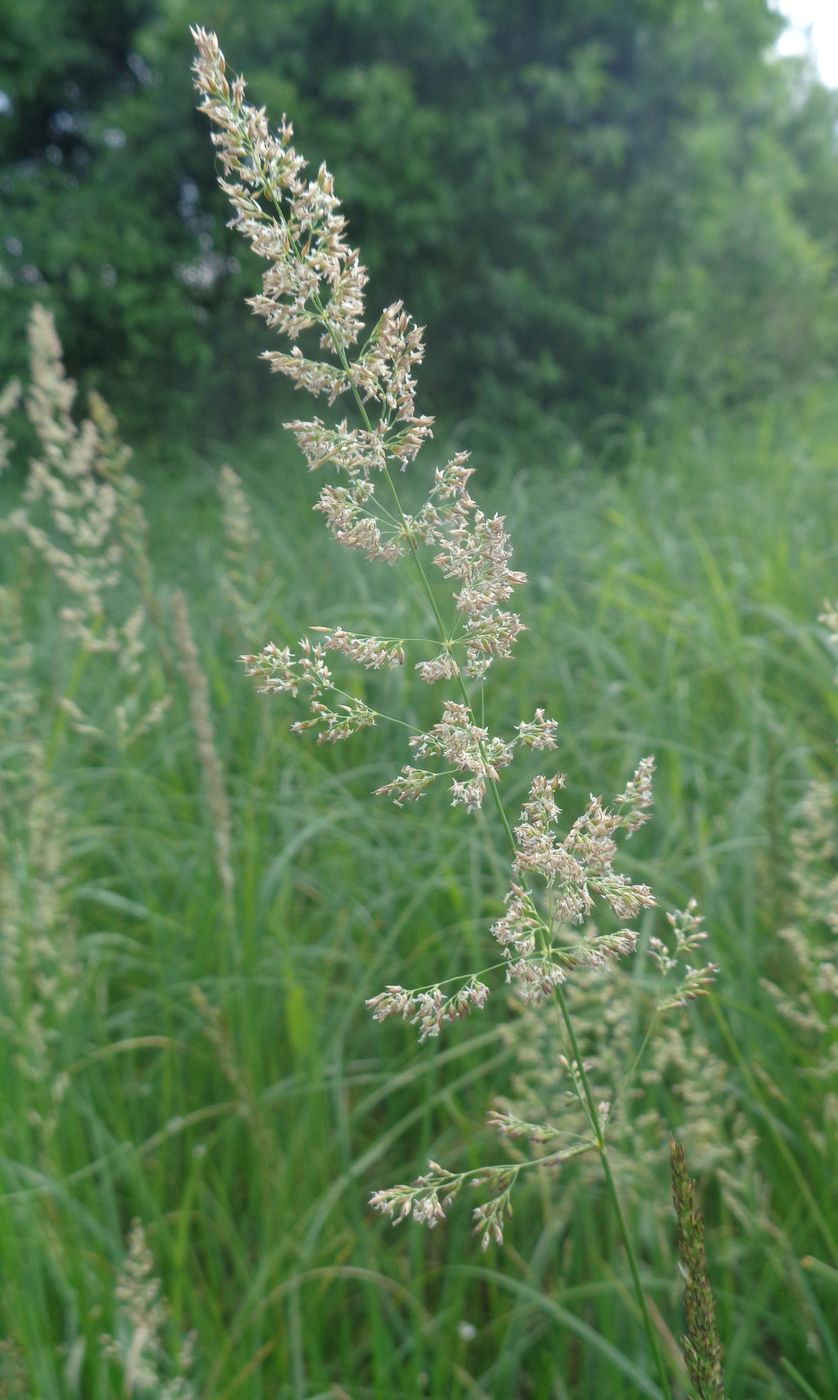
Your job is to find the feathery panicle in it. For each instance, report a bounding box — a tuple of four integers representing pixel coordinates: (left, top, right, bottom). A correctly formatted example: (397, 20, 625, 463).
(0, 586, 35, 738)
(0, 377, 21, 475)
(218, 464, 264, 634)
(89, 390, 155, 612)
(367, 978, 491, 1043)
(821, 600, 838, 676)
(191, 21, 695, 1216)
(491, 946, 756, 1240)
(369, 1160, 522, 1251)
(670, 1138, 727, 1400)
(172, 590, 235, 916)
(15, 305, 122, 653)
(192, 23, 524, 713)
(193, 39, 707, 1390)
(650, 901, 719, 1011)
(100, 1220, 195, 1398)
(6, 308, 169, 746)
(760, 609, 837, 1127)
(0, 589, 79, 1131)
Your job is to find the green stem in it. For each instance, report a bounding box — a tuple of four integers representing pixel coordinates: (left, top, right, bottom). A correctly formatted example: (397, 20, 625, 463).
(553, 985, 675, 1400)
(779, 1356, 823, 1400)
(711, 994, 837, 1261)
(432, 1139, 596, 1188)
(611, 1014, 660, 1122)
(329, 686, 419, 732)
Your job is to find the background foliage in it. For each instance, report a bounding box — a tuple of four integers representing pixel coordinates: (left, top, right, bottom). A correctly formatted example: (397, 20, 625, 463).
(1, 382, 836, 1396)
(3, 0, 838, 440)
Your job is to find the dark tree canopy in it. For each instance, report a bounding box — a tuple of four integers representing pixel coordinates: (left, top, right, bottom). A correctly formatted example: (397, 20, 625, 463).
(2, 0, 837, 443)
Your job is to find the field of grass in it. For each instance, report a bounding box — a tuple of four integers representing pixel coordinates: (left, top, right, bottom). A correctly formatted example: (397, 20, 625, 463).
(1, 383, 836, 1398)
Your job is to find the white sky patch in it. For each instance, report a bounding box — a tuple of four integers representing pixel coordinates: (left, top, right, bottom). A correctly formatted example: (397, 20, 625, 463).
(774, 0, 838, 87)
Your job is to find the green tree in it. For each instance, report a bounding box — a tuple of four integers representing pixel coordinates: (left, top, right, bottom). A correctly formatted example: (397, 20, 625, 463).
(1, 0, 837, 442)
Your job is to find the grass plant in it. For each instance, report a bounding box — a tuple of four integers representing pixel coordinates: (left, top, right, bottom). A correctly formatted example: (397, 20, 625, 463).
(0, 33, 835, 1398)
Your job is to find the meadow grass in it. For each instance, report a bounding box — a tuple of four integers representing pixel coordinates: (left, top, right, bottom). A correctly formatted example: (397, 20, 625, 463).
(0, 383, 836, 1398)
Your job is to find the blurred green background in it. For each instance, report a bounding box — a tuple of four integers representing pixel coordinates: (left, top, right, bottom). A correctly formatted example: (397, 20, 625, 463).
(3, 0, 838, 445)
(2, 3, 838, 1398)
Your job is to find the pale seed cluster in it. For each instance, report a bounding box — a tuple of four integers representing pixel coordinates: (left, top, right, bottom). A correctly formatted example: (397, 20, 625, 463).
(492, 942, 750, 1244)
(511, 761, 656, 919)
(100, 1220, 195, 1399)
(192, 27, 527, 761)
(218, 464, 264, 633)
(13, 306, 122, 654)
(192, 29, 716, 1258)
(485, 761, 657, 1001)
(243, 638, 379, 744)
(410, 701, 515, 812)
(366, 978, 490, 1043)
(0, 588, 78, 1129)
(650, 901, 719, 1011)
(756, 607, 838, 1159)
(172, 591, 235, 914)
(322, 627, 405, 669)
(4, 306, 169, 747)
(369, 1160, 519, 1251)
(0, 377, 21, 472)
(369, 1161, 463, 1231)
(761, 624, 837, 1126)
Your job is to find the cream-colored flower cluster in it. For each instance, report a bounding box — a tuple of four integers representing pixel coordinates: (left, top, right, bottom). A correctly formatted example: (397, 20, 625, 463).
(192, 26, 525, 715)
(218, 463, 264, 634)
(4, 306, 169, 747)
(100, 1220, 195, 1399)
(0, 589, 79, 1136)
(193, 29, 716, 1284)
(12, 306, 123, 655)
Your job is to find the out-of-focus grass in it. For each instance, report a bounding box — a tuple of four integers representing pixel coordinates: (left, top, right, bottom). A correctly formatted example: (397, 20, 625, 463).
(0, 387, 836, 1397)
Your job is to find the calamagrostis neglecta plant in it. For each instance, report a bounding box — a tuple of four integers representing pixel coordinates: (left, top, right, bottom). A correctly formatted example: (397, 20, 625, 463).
(0, 313, 170, 1144)
(0, 587, 79, 1134)
(193, 28, 718, 1392)
(3, 306, 169, 747)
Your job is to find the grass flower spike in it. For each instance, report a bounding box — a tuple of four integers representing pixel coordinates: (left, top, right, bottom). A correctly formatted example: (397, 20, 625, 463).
(670, 1139, 727, 1399)
(193, 28, 721, 1393)
(6, 305, 169, 747)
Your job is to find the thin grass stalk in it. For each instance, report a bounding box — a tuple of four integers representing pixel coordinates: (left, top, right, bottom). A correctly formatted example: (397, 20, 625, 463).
(670, 1138, 726, 1400)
